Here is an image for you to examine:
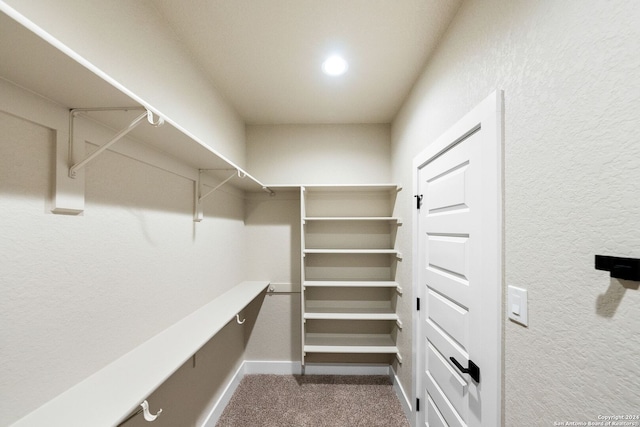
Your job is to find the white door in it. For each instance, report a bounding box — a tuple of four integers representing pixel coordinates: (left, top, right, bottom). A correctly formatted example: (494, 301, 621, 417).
(413, 91, 503, 427)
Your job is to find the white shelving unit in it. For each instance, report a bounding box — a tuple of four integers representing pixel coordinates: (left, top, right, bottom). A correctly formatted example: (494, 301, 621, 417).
(300, 185, 402, 365)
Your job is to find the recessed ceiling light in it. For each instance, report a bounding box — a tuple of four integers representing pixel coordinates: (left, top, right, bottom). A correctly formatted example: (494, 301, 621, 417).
(322, 55, 348, 76)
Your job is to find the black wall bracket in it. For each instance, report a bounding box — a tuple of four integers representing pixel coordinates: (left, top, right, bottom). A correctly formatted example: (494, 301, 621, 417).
(595, 255, 640, 281)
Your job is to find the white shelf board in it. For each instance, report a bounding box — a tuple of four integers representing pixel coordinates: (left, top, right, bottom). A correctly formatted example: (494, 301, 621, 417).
(304, 312, 399, 321)
(304, 216, 401, 223)
(11, 281, 269, 427)
(304, 249, 399, 255)
(304, 333, 399, 354)
(302, 184, 401, 193)
(304, 281, 400, 288)
(0, 11, 268, 194)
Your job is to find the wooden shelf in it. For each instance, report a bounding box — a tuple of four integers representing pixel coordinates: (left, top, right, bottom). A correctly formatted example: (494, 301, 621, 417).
(11, 281, 270, 427)
(304, 333, 399, 354)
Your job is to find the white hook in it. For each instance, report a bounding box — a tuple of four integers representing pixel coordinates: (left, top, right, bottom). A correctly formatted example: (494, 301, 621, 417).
(140, 400, 162, 422)
(237, 169, 247, 179)
(236, 314, 246, 324)
(146, 110, 164, 127)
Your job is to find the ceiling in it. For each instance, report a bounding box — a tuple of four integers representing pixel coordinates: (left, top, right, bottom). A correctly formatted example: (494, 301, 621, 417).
(148, 0, 462, 124)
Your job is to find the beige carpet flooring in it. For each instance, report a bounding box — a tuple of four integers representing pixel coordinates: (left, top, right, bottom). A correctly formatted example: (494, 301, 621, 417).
(216, 374, 410, 427)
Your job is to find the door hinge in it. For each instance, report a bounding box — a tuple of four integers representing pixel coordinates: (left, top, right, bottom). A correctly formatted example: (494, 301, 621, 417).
(414, 194, 423, 210)
(416, 398, 420, 412)
(417, 298, 420, 311)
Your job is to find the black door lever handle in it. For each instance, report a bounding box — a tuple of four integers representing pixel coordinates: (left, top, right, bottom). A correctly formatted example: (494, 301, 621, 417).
(450, 357, 480, 383)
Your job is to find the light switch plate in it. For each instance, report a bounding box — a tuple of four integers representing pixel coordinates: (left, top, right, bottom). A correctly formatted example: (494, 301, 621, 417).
(508, 286, 528, 326)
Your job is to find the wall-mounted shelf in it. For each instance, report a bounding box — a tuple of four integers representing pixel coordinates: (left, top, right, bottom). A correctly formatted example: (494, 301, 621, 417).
(304, 280, 401, 290)
(304, 217, 402, 225)
(304, 333, 399, 353)
(304, 249, 402, 256)
(301, 185, 402, 366)
(0, 10, 272, 217)
(11, 281, 269, 427)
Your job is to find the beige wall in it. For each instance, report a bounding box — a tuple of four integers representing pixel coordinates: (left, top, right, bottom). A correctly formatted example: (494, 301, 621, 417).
(244, 191, 302, 362)
(247, 124, 391, 185)
(0, 85, 247, 425)
(392, 0, 640, 423)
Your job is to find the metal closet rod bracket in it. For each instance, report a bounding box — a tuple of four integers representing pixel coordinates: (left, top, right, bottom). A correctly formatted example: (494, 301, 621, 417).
(194, 170, 275, 221)
(197, 168, 247, 202)
(194, 168, 247, 222)
(68, 107, 164, 179)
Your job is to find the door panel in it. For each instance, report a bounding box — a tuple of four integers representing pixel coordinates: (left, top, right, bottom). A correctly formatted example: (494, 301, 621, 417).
(427, 342, 468, 412)
(426, 162, 469, 213)
(427, 395, 450, 427)
(421, 135, 477, 427)
(427, 235, 469, 279)
(427, 288, 468, 350)
(414, 91, 503, 427)
(425, 372, 466, 427)
(425, 264, 470, 311)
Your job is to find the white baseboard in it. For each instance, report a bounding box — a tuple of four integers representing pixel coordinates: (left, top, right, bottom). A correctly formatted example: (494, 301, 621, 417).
(201, 361, 411, 427)
(389, 366, 413, 423)
(200, 362, 246, 427)
(244, 360, 303, 375)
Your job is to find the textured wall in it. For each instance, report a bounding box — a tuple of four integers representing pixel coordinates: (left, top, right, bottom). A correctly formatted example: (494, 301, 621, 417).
(392, 0, 640, 424)
(0, 98, 247, 424)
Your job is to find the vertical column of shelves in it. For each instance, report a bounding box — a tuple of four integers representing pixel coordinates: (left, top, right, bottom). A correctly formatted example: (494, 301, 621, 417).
(301, 185, 402, 365)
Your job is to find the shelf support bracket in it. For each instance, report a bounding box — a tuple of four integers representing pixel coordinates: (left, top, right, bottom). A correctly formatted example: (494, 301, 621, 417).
(69, 109, 163, 178)
(52, 107, 163, 215)
(194, 169, 245, 222)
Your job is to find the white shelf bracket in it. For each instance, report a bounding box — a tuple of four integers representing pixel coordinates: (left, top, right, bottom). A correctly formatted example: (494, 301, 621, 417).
(52, 107, 164, 215)
(396, 319, 403, 329)
(396, 352, 403, 364)
(194, 169, 246, 222)
(69, 108, 163, 179)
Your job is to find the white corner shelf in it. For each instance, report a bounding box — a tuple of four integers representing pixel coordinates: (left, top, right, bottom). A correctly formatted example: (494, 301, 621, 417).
(11, 281, 270, 427)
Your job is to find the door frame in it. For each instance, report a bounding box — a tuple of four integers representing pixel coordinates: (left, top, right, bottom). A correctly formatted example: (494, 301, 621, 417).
(412, 90, 504, 426)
